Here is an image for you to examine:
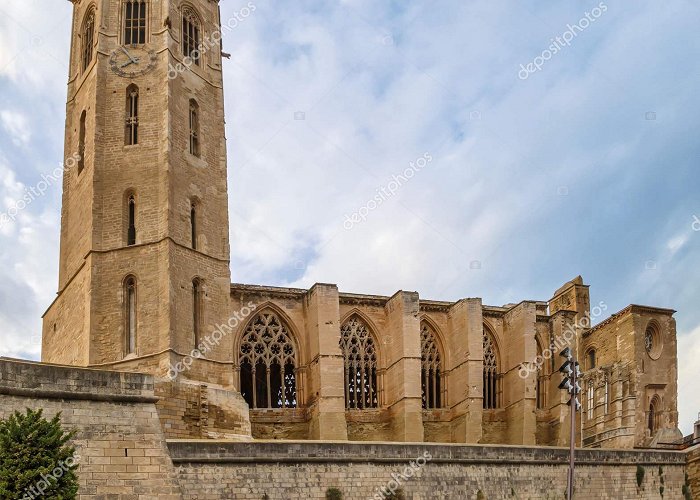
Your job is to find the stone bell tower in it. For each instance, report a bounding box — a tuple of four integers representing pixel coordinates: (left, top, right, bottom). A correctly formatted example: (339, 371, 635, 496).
(43, 0, 233, 386)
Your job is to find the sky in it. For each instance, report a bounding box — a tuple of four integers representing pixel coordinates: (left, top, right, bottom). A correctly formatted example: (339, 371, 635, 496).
(0, 1, 699, 434)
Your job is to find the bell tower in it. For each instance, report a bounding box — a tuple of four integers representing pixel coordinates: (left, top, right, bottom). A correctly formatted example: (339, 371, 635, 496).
(43, 0, 233, 386)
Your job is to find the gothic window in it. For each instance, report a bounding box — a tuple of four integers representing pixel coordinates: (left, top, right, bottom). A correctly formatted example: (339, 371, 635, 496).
(340, 316, 379, 410)
(190, 203, 197, 250)
(645, 322, 662, 359)
(483, 327, 500, 409)
(238, 311, 298, 409)
(127, 194, 136, 245)
(604, 378, 609, 414)
(535, 339, 547, 410)
(586, 348, 596, 370)
(586, 381, 595, 421)
(124, 275, 137, 355)
(123, 0, 147, 45)
(125, 85, 139, 145)
(189, 99, 200, 156)
(81, 8, 96, 72)
(192, 278, 203, 347)
(182, 7, 202, 65)
(420, 322, 442, 409)
(78, 110, 86, 174)
(648, 395, 660, 433)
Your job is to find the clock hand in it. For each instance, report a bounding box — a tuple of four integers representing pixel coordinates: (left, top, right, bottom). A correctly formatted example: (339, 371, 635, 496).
(121, 46, 139, 64)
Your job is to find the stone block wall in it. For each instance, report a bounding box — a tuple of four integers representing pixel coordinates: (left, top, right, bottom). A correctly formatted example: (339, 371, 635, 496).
(0, 358, 182, 499)
(169, 440, 690, 500)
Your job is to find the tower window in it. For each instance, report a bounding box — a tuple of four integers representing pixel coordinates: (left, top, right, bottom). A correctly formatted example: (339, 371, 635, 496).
(238, 311, 298, 409)
(192, 278, 203, 347)
(189, 99, 200, 157)
(123, 0, 147, 45)
(124, 275, 137, 356)
(182, 8, 202, 66)
(340, 316, 379, 409)
(81, 8, 96, 72)
(78, 110, 86, 174)
(127, 194, 136, 245)
(125, 85, 139, 145)
(190, 203, 197, 250)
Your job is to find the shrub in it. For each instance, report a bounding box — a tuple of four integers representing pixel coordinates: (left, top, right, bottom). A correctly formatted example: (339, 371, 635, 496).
(0, 408, 79, 499)
(326, 487, 343, 500)
(636, 465, 645, 488)
(385, 488, 406, 500)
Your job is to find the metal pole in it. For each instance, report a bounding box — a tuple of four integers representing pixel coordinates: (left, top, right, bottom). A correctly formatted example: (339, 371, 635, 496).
(568, 363, 576, 500)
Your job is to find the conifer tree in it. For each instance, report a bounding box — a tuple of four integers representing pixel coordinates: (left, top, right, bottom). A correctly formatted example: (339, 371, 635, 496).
(0, 408, 79, 499)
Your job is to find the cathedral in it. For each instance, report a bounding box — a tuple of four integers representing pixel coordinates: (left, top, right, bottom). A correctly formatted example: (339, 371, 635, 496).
(42, 0, 682, 449)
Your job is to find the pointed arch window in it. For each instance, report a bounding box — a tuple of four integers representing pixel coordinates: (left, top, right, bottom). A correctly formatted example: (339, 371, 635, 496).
(127, 194, 136, 245)
(483, 327, 500, 409)
(124, 276, 137, 355)
(192, 278, 203, 347)
(182, 7, 202, 65)
(190, 203, 197, 250)
(238, 311, 298, 409)
(78, 110, 86, 174)
(81, 8, 96, 72)
(189, 99, 200, 157)
(535, 339, 547, 409)
(340, 316, 379, 410)
(648, 395, 661, 433)
(123, 0, 147, 45)
(420, 322, 442, 409)
(586, 348, 596, 370)
(125, 85, 139, 145)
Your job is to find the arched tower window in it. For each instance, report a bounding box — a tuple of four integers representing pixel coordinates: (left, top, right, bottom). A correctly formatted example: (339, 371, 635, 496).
(81, 8, 96, 72)
(420, 322, 442, 409)
(192, 278, 203, 347)
(648, 395, 661, 433)
(483, 327, 500, 409)
(189, 99, 200, 157)
(190, 202, 197, 250)
(123, 0, 147, 45)
(78, 110, 86, 174)
(124, 275, 137, 355)
(126, 193, 136, 245)
(182, 7, 202, 65)
(125, 85, 139, 145)
(340, 316, 379, 410)
(238, 311, 298, 409)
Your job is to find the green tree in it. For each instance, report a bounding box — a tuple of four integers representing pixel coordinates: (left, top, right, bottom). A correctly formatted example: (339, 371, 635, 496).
(0, 408, 79, 499)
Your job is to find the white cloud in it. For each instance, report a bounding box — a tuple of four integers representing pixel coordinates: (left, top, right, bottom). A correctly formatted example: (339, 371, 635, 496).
(1, 110, 31, 146)
(0, 1, 699, 434)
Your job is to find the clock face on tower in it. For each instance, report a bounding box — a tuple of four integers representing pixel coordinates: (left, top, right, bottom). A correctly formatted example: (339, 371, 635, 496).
(109, 46, 157, 77)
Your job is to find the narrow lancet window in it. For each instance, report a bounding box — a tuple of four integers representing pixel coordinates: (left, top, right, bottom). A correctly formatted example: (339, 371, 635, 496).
(123, 0, 147, 45)
(127, 195, 136, 245)
(124, 276, 137, 355)
(189, 99, 200, 157)
(125, 85, 139, 145)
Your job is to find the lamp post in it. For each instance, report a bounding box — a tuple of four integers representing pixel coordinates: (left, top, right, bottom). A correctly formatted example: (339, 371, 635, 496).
(558, 347, 581, 500)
